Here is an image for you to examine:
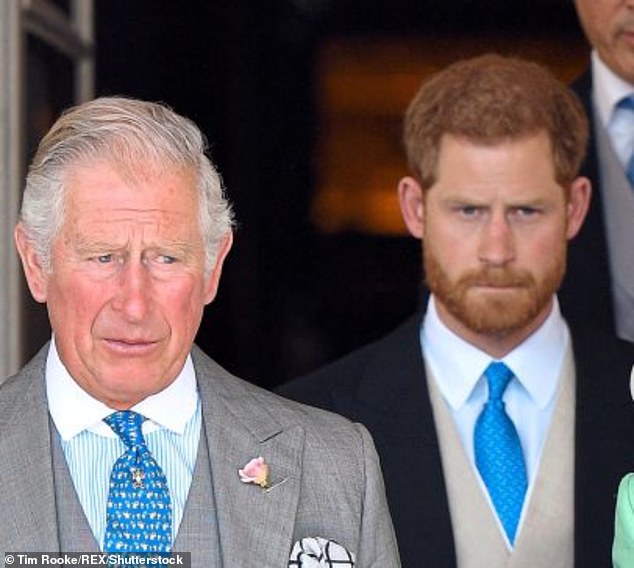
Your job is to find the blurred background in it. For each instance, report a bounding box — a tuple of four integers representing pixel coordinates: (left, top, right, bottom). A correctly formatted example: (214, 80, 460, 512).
(1, 0, 588, 387)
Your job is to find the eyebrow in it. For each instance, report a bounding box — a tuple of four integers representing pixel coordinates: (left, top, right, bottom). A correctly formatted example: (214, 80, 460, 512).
(73, 238, 195, 255)
(441, 195, 553, 207)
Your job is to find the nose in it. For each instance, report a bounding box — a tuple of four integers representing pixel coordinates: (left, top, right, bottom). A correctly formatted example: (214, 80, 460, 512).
(478, 211, 515, 266)
(111, 260, 152, 321)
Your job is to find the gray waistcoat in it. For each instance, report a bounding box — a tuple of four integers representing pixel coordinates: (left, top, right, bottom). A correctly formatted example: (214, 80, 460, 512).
(52, 420, 222, 567)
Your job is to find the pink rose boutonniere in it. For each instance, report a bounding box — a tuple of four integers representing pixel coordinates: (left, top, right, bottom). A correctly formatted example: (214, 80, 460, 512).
(238, 456, 270, 488)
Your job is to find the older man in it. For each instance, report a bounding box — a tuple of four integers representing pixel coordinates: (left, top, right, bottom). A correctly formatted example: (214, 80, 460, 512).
(279, 55, 634, 567)
(563, 0, 634, 342)
(0, 97, 400, 568)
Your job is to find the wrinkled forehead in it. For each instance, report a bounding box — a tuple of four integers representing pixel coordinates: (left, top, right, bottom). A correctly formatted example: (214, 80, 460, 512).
(62, 155, 197, 196)
(59, 159, 199, 229)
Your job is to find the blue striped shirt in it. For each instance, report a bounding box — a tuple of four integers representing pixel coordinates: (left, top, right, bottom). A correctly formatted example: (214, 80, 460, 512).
(46, 338, 201, 549)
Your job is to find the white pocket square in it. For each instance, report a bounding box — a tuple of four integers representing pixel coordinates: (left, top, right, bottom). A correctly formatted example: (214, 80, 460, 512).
(289, 537, 355, 567)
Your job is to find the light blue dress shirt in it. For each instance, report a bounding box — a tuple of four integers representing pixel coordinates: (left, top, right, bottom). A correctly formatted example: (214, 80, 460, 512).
(46, 338, 201, 549)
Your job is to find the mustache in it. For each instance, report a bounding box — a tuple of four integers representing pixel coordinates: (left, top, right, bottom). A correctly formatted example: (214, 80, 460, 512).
(457, 268, 534, 288)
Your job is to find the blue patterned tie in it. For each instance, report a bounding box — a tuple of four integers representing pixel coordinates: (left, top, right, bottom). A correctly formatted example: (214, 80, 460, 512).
(103, 411, 172, 553)
(474, 362, 527, 544)
(617, 95, 634, 186)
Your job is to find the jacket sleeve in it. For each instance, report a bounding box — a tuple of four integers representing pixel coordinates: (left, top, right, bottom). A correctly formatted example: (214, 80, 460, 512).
(355, 422, 402, 567)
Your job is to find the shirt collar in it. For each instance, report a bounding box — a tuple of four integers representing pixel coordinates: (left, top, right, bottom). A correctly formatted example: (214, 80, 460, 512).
(591, 50, 634, 127)
(421, 295, 569, 411)
(46, 336, 199, 441)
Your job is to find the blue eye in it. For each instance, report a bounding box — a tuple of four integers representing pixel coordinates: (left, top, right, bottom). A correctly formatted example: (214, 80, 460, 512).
(97, 254, 113, 263)
(456, 205, 482, 218)
(512, 207, 541, 219)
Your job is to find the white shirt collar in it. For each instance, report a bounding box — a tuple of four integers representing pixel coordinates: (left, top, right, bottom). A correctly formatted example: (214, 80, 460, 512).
(421, 295, 569, 411)
(46, 336, 199, 441)
(591, 50, 634, 127)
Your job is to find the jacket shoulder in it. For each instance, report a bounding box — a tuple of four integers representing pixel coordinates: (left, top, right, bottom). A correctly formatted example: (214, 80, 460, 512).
(192, 344, 371, 446)
(276, 315, 422, 407)
(0, 345, 49, 429)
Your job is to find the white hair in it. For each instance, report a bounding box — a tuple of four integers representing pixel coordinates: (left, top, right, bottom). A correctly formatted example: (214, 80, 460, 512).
(19, 96, 234, 273)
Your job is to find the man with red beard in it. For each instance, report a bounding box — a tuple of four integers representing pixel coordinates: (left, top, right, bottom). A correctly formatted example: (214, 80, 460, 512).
(278, 54, 634, 567)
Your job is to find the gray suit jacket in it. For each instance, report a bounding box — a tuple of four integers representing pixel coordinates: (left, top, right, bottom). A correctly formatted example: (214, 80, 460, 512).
(0, 344, 400, 567)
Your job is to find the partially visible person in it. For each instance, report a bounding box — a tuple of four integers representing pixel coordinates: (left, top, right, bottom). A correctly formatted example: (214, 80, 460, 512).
(613, 365, 634, 567)
(0, 96, 400, 567)
(563, 0, 634, 342)
(278, 55, 634, 567)
(614, 472, 634, 565)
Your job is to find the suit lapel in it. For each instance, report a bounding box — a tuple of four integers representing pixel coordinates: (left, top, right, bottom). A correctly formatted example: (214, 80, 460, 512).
(0, 346, 60, 550)
(173, 418, 222, 564)
(334, 317, 456, 567)
(193, 349, 304, 568)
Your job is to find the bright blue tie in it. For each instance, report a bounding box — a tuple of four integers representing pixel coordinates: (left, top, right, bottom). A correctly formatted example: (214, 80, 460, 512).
(617, 95, 634, 186)
(103, 411, 172, 553)
(474, 362, 527, 544)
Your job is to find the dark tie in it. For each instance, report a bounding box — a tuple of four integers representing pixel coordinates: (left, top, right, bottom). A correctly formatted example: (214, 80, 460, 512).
(473, 362, 528, 544)
(617, 95, 634, 186)
(103, 411, 172, 553)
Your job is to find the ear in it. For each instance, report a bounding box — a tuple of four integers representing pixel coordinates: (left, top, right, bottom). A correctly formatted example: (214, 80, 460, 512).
(203, 231, 233, 305)
(14, 223, 49, 303)
(565, 176, 592, 240)
(397, 176, 425, 239)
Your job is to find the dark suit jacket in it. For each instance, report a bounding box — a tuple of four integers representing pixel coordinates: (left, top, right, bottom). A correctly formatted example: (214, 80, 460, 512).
(560, 68, 615, 335)
(277, 315, 634, 567)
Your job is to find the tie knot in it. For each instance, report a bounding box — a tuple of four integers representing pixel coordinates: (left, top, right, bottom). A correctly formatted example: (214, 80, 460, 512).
(617, 95, 634, 112)
(104, 410, 147, 449)
(484, 362, 513, 401)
